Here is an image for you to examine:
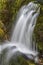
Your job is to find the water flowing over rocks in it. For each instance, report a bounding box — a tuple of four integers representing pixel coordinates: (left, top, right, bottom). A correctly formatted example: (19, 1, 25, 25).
(0, 2, 40, 65)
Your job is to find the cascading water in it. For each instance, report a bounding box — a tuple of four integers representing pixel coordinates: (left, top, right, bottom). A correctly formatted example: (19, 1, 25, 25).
(0, 2, 40, 65)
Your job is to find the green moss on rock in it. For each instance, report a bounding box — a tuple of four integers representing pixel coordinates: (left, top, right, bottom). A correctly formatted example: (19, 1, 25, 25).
(34, 4, 43, 50)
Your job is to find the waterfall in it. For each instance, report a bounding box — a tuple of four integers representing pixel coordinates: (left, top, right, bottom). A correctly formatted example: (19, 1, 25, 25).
(0, 2, 40, 65)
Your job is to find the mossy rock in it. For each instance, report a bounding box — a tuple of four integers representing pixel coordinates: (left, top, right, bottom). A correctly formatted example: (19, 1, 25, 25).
(36, 0, 43, 4)
(9, 55, 36, 65)
(34, 4, 43, 50)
